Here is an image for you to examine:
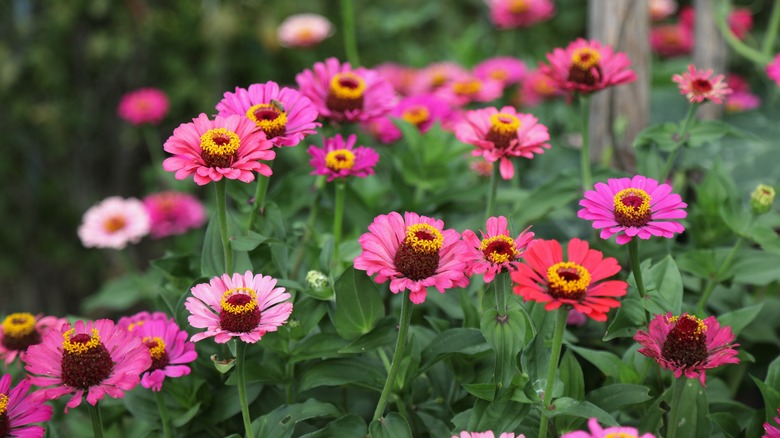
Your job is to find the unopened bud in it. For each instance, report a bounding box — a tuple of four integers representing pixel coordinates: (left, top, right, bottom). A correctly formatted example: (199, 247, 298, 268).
(306, 270, 329, 290)
(750, 184, 775, 215)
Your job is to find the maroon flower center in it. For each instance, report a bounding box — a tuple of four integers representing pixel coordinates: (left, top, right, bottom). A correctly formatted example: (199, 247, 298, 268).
(0, 392, 8, 436)
(613, 188, 652, 227)
(692, 79, 713, 95)
(661, 314, 708, 368)
(219, 290, 262, 333)
(327, 73, 366, 113)
(143, 337, 170, 372)
(568, 48, 603, 86)
(486, 113, 521, 150)
(246, 104, 288, 139)
(200, 128, 240, 168)
(1, 313, 42, 352)
(546, 262, 591, 300)
(481, 235, 518, 264)
(393, 224, 443, 281)
(61, 330, 115, 389)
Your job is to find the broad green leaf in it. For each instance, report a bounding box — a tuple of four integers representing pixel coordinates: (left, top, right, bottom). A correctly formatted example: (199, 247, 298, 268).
(647, 255, 683, 315)
(252, 398, 339, 438)
(369, 412, 412, 438)
(673, 379, 711, 438)
(708, 412, 742, 438)
(288, 297, 329, 340)
(717, 304, 763, 338)
(676, 250, 719, 280)
(463, 383, 497, 401)
(171, 402, 201, 427)
(585, 384, 652, 413)
(632, 122, 680, 151)
(686, 119, 741, 148)
(467, 400, 531, 432)
(201, 212, 252, 278)
(559, 350, 584, 400)
(331, 267, 385, 340)
(604, 298, 646, 341)
(298, 358, 385, 392)
(338, 317, 398, 354)
(546, 397, 618, 426)
(510, 174, 581, 225)
(420, 328, 490, 371)
(765, 356, 780, 389)
(567, 345, 625, 380)
(290, 333, 350, 364)
(480, 305, 530, 394)
(208, 383, 262, 423)
(299, 414, 367, 438)
(639, 387, 670, 435)
(230, 231, 270, 251)
(753, 374, 780, 426)
(732, 250, 780, 285)
(82, 272, 159, 313)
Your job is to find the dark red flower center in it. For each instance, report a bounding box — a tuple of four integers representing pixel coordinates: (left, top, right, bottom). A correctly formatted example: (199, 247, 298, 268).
(394, 224, 443, 281)
(568, 48, 603, 86)
(143, 337, 170, 372)
(486, 113, 521, 149)
(219, 289, 262, 333)
(692, 79, 713, 95)
(246, 104, 287, 139)
(546, 262, 591, 300)
(1, 313, 42, 352)
(61, 329, 115, 389)
(613, 188, 652, 227)
(200, 128, 240, 168)
(327, 73, 366, 113)
(481, 235, 518, 264)
(661, 314, 708, 368)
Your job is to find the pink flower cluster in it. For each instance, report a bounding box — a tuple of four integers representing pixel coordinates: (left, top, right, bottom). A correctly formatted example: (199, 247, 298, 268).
(650, 6, 753, 58)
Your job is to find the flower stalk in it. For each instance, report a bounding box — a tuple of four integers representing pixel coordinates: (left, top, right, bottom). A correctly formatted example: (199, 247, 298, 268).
(156, 390, 172, 438)
(340, 0, 360, 66)
(659, 103, 697, 183)
(538, 307, 569, 438)
(667, 377, 687, 438)
(579, 94, 592, 192)
(215, 180, 234, 273)
(88, 402, 105, 438)
(485, 162, 500, 222)
(333, 179, 347, 271)
(372, 292, 413, 421)
(246, 163, 274, 232)
(235, 340, 254, 437)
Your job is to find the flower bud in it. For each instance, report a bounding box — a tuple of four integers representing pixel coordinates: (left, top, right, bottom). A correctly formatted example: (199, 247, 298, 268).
(306, 270, 329, 290)
(750, 184, 775, 215)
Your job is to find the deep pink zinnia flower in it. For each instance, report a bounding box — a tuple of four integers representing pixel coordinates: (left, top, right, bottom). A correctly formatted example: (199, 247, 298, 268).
(672, 65, 732, 104)
(510, 238, 627, 322)
(578, 175, 687, 245)
(77, 196, 151, 249)
(307, 134, 379, 181)
(474, 57, 528, 86)
(765, 408, 780, 437)
(276, 13, 333, 48)
(162, 113, 275, 185)
(461, 216, 534, 283)
(408, 62, 469, 95)
(455, 106, 550, 180)
(454, 432, 521, 438)
(363, 94, 455, 144)
(518, 69, 562, 107)
(0, 313, 67, 366)
(23, 319, 152, 411)
(0, 374, 53, 437)
(375, 63, 418, 96)
(725, 91, 760, 113)
(560, 418, 656, 438)
(767, 55, 780, 86)
(540, 38, 637, 96)
(117, 88, 169, 126)
(185, 271, 293, 344)
(650, 24, 693, 58)
(728, 8, 753, 40)
(143, 191, 206, 239)
(436, 75, 503, 106)
(486, 0, 555, 29)
(215, 81, 320, 147)
(295, 57, 397, 123)
(634, 312, 739, 386)
(354, 212, 470, 305)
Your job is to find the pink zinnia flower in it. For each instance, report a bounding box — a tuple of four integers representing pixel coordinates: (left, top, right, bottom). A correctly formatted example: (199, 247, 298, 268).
(408, 62, 468, 95)
(510, 238, 628, 322)
(375, 63, 418, 96)
(486, 0, 555, 29)
(307, 134, 379, 182)
(143, 191, 206, 239)
(461, 216, 534, 283)
(634, 312, 739, 386)
(216, 81, 320, 147)
(560, 418, 655, 438)
(77, 196, 150, 249)
(518, 69, 561, 107)
(363, 94, 455, 144)
(117, 311, 197, 392)
(23, 319, 152, 411)
(162, 113, 275, 185)
(540, 38, 637, 96)
(474, 57, 527, 86)
(0, 313, 67, 366)
(455, 106, 551, 180)
(765, 408, 780, 437)
(436, 75, 503, 106)
(185, 271, 293, 344)
(725, 91, 760, 113)
(277, 13, 333, 48)
(650, 24, 693, 58)
(578, 175, 687, 245)
(767, 54, 780, 86)
(354, 212, 470, 304)
(728, 8, 753, 40)
(672, 65, 732, 104)
(117, 88, 169, 126)
(0, 374, 53, 437)
(454, 432, 520, 438)
(650, 0, 677, 21)
(296, 57, 397, 123)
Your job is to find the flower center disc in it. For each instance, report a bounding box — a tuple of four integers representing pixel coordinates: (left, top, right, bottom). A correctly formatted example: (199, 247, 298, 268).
(613, 188, 652, 227)
(1, 313, 41, 352)
(452, 79, 482, 97)
(393, 224, 443, 281)
(509, 0, 530, 13)
(246, 104, 288, 139)
(103, 216, 127, 234)
(661, 314, 708, 368)
(568, 48, 602, 86)
(61, 329, 114, 389)
(0, 393, 8, 436)
(219, 288, 261, 333)
(691, 79, 713, 95)
(143, 336, 169, 372)
(486, 113, 521, 149)
(547, 261, 591, 300)
(604, 433, 638, 438)
(481, 235, 518, 264)
(327, 72, 366, 113)
(200, 128, 240, 168)
(401, 106, 430, 127)
(325, 150, 356, 171)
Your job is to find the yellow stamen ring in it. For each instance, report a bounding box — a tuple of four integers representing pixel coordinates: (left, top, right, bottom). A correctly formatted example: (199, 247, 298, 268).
(0, 393, 8, 415)
(613, 188, 651, 221)
(329, 73, 366, 99)
(246, 104, 288, 132)
(401, 106, 430, 126)
(404, 224, 444, 254)
(489, 113, 521, 135)
(200, 128, 241, 157)
(509, 0, 530, 13)
(452, 80, 482, 96)
(480, 235, 518, 264)
(325, 150, 356, 171)
(220, 287, 258, 314)
(62, 328, 101, 355)
(669, 315, 707, 335)
(571, 47, 601, 70)
(142, 336, 166, 360)
(1, 312, 36, 338)
(547, 262, 591, 297)
(127, 321, 144, 332)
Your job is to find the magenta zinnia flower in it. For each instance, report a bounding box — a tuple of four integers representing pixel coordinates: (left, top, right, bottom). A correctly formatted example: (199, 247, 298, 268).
(277, 13, 333, 48)
(185, 271, 293, 344)
(216, 81, 320, 147)
(363, 94, 455, 144)
(455, 106, 550, 180)
(578, 175, 687, 245)
(0, 313, 67, 366)
(354, 212, 470, 305)
(436, 75, 503, 106)
(560, 418, 655, 438)
(650, 24, 693, 58)
(409, 62, 468, 95)
(374, 62, 418, 96)
(518, 69, 562, 107)
(725, 91, 760, 113)
(162, 113, 275, 185)
(23, 319, 151, 411)
(462, 216, 534, 283)
(510, 238, 628, 322)
(767, 54, 780, 86)
(0, 374, 53, 437)
(765, 408, 780, 437)
(77, 196, 150, 249)
(454, 432, 520, 438)
(540, 38, 637, 96)
(307, 134, 379, 182)
(634, 313, 739, 386)
(117, 87, 169, 126)
(474, 57, 527, 86)
(143, 191, 206, 239)
(295, 57, 397, 123)
(672, 65, 732, 104)
(486, 0, 555, 29)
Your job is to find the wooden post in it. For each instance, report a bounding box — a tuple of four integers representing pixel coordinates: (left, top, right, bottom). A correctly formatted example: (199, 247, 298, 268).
(694, 0, 728, 120)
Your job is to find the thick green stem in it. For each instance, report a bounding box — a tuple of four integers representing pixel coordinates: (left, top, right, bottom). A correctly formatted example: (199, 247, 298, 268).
(340, 0, 360, 66)
(485, 163, 500, 222)
(333, 180, 347, 270)
(538, 308, 569, 438)
(697, 237, 745, 315)
(628, 238, 648, 299)
(372, 293, 413, 421)
(667, 377, 687, 438)
(659, 104, 697, 183)
(763, 0, 780, 57)
(156, 390, 172, 438)
(246, 164, 273, 232)
(215, 180, 234, 273)
(87, 402, 105, 438)
(716, 4, 771, 64)
(235, 341, 254, 437)
(494, 273, 508, 315)
(579, 94, 592, 193)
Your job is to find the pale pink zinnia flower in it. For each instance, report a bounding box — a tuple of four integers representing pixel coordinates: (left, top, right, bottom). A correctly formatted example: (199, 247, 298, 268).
(765, 408, 780, 437)
(0, 374, 53, 437)
(560, 418, 655, 438)
(486, 0, 555, 29)
(0, 312, 67, 366)
(474, 57, 527, 86)
(307, 133, 379, 181)
(408, 62, 469, 95)
(23, 319, 152, 411)
(277, 13, 333, 48)
(354, 212, 470, 305)
(436, 75, 503, 106)
(78, 196, 151, 249)
(518, 69, 562, 107)
(455, 106, 551, 180)
(117, 88, 169, 126)
(375, 62, 418, 96)
(143, 191, 206, 239)
(461, 216, 534, 283)
(725, 91, 760, 113)
(578, 175, 687, 245)
(672, 65, 732, 104)
(296, 57, 397, 123)
(215, 81, 320, 147)
(767, 54, 780, 86)
(162, 113, 275, 185)
(363, 94, 455, 144)
(454, 432, 520, 438)
(650, 0, 677, 21)
(185, 271, 293, 344)
(634, 312, 739, 386)
(650, 23, 693, 58)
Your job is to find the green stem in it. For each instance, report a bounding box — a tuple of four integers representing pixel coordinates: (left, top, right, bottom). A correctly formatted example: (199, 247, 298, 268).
(494, 273, 508, 315)
(697, 236, 745, 315)
(215, 180, 234, 273)
(87, 402, 104, 438)
(579, 94, 592, 193)
(332, 180, 347, 271)
(667, 377, 687, 438)
(156, 390, 172, 438)
(142, 125, 166, 185)
(659, 104, 697, 183)
(628, 238, 648, 299)
(716, 3, 771, 65)
(285, 360, 295, 404)
(485, 162, 500, 222)
(538, 308, 569, 438)
(246, 164, 273, 232)
(763, 0, 780, 57)
(235, 341, 254, 437)
(372, 292, 413, 421)
(290, 177, 325, 280)
(340, 0, 360, 66)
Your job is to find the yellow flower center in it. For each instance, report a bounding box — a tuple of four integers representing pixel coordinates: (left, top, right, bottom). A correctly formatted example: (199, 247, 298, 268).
(401, 106, 430, 127)
(329, 73, 366, 100)
(481, 235, 518, 264)
(509, 0, 530, 13)
(325, 149, 356, 171)
(605, 433, 638, 438)
(489, 113, 521, 134)
(142, 336, 166, 360)
(452, 79, 482, 96)
(246, 103, 288, 139)
(547, 262, 591, 299)
(200, 128, 241, 157)
(103, 216, 127, 234)
(1, 312, 36, 338)
(220, 287, 258, 314)
(62, 328, 101, 355)
(0, 393, 8, 416)
(490, 70, 509, 81)
(613, 188, 652, 227)
(533, 77, 557, 95)
(127, 321, 144, 332)
(404, 223, 444, 254)
(571, 47, 601, 70)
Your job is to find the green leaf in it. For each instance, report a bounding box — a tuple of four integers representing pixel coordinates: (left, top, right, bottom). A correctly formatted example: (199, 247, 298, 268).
(330, 267, 385, 340)
(368, 412, 412, 438)
(732, 250, 780, 286)
(467, 400, 531, 432)
(463, 383, 497, 401)
(171, 402, 201, 427)
(298, 358, 385, 392)
(299, 414, 367, 438)
(479, 305, 529, 394)
(686, 119, 743, 148)
(420, 328, 490, 371)
(676, 250, 719, 280)
(290, 333, 350, 364)
(338, 317, 398, 354)
(632, 122, 680, 151)
(82, 272, 158, 313)
(673, 379, 711, 438)
(208, 383, 262, 423)
(647, 255, 683, 315)
(559, 350, 584, 400)
(717, 304, 763, 338)
(709, 412, 742, 438)
(288, 297, 329, 340)
(546, 397, 618, 426)
(765, 355, 780, 389)
(567, 345, 625, 380)
(201, 212, 252, 278)
(752, 375, 780, 421)
(604, 298, 645, 341)
(585, 384, 652, 413)
(510, 174, 581, 225)
(638, 387, 670, 435)
(230, 231, 270, 251)
(252, 398, 340, 438)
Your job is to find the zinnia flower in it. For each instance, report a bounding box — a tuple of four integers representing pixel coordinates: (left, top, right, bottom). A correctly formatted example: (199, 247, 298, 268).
(363, 94, 455, 144)
(650, 24, 693, 58)
(461, 216, 534, 283)
(23, 319, 152, 411)
(470, 158, 495, 177)
(473, 57, 527, 86)
(77, 196, 151, 249)
(485, 0, 555, 29)
(454, 432, 520, 438)
(634, 312, 739, 386)
(215, 81, 320, 147)
(143, 191, 206, 239)
(408, 62, 468, 95)
(672, 65, 732, 104)
(767, 54, 780, 86)
(0, 374, 53, 437)
(560, 418, 655, 438)
(727, 8, 753, 40)
(578, 175, 687, 245)
(510, 238, 628, 322)
(0, 313, 67, 366)
(117, 88, 169, 126)
(540, 38, 637, 96)
(518, 69, 561, 107)
(354, 212, 470, 304)
(307, 134, 379, 182)
(185, 271, 293, 344)
(764, 408, 780, 437)
(374, 62, 418, 96)
(725, 91, 760, 113)
(455, 106, 551, 180)
(295, 57, 397, 123)
(436, 75, 503, 106)
(277, 13, 333, 48)
(162, 113, 275, 185)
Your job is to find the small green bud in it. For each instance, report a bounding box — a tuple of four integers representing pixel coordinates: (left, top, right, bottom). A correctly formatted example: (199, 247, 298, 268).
(306, 270, 329, 290)
(750, 184, 775, 215)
